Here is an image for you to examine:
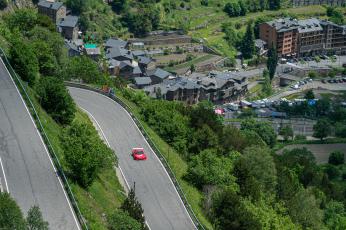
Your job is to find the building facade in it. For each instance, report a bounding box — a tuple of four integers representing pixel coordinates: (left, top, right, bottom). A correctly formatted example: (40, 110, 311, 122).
(259, 18, 346, 57)
(38, 0, 66, 24)
(292, 0, 345, 7)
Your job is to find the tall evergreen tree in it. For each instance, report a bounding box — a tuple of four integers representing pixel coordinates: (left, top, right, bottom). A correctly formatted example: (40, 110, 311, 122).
(121, 186, 147, 230)
(26, 206, 49, 230)
(240, 22, 255, 59)
(269, 0, 281, 10)
(0, 192, 26, 229)
(267, 45, 278, 80)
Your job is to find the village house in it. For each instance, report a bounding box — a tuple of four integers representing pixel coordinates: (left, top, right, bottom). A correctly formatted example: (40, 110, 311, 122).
(144, 77, 204, 104)
(58, 16, 79, 40)
(146, 68, 172, 84)
(38, 0, 66, 24)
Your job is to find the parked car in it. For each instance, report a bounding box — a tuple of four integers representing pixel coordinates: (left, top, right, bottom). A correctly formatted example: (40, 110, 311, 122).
(338, 79, 343, 83)
(328, 79, 333, 83)
(131, 148, 147, 160)
(342, 78, 346, 82)
(322, 79, 326, 83)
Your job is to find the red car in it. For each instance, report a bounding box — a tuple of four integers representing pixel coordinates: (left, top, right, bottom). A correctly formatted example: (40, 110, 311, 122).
(132, 148, 147, 160)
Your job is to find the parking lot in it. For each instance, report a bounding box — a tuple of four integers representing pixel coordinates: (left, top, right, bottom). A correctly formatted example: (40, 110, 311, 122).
(284, 55, 346, 69)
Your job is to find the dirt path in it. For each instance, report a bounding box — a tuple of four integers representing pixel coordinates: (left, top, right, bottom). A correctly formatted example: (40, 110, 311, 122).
(278, 143, 346, 164)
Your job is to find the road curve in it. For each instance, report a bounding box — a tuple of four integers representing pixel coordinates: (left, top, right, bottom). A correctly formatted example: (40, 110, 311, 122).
(68, 87, 196, 230)
(0, 60, 79, 229)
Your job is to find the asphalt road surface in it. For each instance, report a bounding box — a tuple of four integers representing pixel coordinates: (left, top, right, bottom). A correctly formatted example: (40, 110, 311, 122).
(0, 60, 79, 229)
(68, 87, 196, 230)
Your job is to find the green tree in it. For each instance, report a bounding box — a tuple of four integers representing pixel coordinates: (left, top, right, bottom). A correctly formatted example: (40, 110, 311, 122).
(279, 148, 318, 187)
(238, 0, 247, 16)
(4, 9, 37, 34)
(111, 0, 128, 14)
(324, 164, 340, 180)
(64, 56, 105, 84)
(287, 188, 324, 229)
(26, 206, 49, 230)
(210, 188, 297, 230)
(28, 26, 66, 66)
(240, 119, 277, 147)
(268, 0, 280, 10)
(0, 192, 26, 230)
(279, 124, 294, 141)
(189, 125, 219, 155)
(189, 100, 223, 134)
(121, 188, 147, 230)
(316, 96, 331, 117)
(107, 210, 141, 230)
(36, 77, 76, 125)
(277, 167, 302, 201)
(61, 122, 115, 187)
(267, 45, 278, 80)
(222, 23, 241, 47)
(305, 89, 315, 100)
(235, 146, 277, 198)
(324, 201, 346, 230)
(313, 119, 331, 140)
(9, 37, 39, 86)
(190, 64, 196, 73)
(240, 22, 255, 59)
(66, 0, 86, 14)
(32, 40, 58, 76)
(224, 2, 241, 17)
(328, 151, 345, 165)
(328, 7, 344, 25)
(0, 0, 8, 10)
(262, 69, 272, 96)
(186, 149, 236, 189)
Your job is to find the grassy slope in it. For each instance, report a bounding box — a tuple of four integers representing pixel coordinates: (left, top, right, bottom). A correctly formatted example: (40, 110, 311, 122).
(116, 93, 213, 229)
(160, 1, 329, 58)
(26, 87, 126, 229)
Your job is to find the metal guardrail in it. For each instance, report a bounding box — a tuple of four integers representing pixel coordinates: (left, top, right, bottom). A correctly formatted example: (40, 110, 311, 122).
(65, 82, 206, 230)
(0, 49, 88, 230)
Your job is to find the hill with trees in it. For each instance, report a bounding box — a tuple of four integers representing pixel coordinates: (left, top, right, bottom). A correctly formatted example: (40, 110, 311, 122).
(0, 8, 147, 229)
(122, 88, 346, 230)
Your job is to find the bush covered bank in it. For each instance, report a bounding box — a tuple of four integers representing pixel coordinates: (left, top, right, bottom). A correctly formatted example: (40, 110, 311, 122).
(122, 88, 346, 230)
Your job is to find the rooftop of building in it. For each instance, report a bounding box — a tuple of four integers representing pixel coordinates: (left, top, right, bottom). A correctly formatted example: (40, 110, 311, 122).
(59, 15, 78, 28)
(38, 0, 64, 10)
(106, 46, 133, 60)
(104, 38, 128, 48)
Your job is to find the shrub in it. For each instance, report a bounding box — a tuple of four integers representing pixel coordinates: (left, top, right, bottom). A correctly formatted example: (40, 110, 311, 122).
(36, 77, 76, 125)
(328, 151, 345, 165)
(61, 122, 115, 187)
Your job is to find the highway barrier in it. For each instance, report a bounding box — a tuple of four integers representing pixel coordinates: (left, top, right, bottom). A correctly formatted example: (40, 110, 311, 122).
(0, 49, 88, 230)
(65, 81, 207, 230)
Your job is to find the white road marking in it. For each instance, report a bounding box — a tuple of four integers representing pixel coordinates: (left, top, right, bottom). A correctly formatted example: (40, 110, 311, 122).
(72, 87, 197, 229)
(0, 156, 9, 192)
(79, 107, 152, 230)
(0, 59, 81, 229)
(79, 107, 130, 190)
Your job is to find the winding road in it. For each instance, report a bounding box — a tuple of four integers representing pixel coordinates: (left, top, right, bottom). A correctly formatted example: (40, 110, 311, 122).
(68, 87, 196, 230)
(0, 59, 79, 229)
